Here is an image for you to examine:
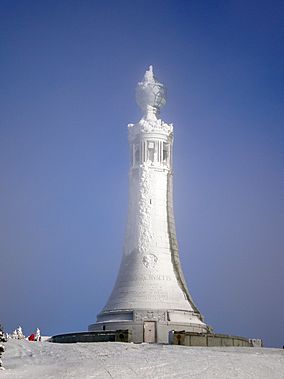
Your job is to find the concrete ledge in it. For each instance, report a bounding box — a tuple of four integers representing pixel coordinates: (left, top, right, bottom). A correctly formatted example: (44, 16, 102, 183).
(170, 331, 254, 347)
(50, 330, 131, 344)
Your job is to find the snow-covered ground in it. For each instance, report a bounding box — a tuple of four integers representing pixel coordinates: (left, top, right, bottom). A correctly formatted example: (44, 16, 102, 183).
(1, 339, 284, 378)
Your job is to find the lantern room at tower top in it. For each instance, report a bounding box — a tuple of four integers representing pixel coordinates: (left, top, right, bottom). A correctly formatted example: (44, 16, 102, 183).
(129, 65, 173, 170)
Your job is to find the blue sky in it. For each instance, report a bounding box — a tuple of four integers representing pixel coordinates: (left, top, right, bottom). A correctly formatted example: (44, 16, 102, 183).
(0, 0, 283, 347)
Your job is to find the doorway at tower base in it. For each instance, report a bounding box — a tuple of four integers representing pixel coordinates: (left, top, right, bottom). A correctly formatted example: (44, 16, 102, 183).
(88, 309, 209, 344)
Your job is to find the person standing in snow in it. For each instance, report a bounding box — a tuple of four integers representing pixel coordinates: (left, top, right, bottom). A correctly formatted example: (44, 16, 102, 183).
(28, 328, 41, 342)
(28, 333, 35, 341)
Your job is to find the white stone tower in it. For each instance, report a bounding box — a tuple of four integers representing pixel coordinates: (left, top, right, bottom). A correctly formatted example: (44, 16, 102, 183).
(89, 66, 208, 343)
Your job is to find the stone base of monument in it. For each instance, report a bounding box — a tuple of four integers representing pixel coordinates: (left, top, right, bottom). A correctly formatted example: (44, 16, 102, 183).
(88, 321, 209, 344)
(49, 329, 259, 348)
(89, 308, 210, 344)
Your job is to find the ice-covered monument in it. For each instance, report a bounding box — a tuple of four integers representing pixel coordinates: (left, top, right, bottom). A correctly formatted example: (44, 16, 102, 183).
(89, 66, 209, 343)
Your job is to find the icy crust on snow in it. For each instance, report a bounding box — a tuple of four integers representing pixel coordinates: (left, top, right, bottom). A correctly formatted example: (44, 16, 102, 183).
(2, 340, 284, 379)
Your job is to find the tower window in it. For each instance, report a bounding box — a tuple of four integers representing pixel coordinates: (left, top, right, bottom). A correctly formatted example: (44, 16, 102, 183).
(147, 141, 155, 162)
(163, 142, 169, 163)
(134, 144, 140, 165)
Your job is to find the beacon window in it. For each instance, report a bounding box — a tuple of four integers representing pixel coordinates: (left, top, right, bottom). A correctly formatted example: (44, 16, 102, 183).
(163, 142, 169, 163)
(147, 141, 155, 162)
(134, 144, 140, 165)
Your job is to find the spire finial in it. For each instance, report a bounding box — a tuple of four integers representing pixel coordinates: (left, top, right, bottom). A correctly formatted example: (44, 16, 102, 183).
(136, 66, 167, 116)
(144, 65, 154, 82)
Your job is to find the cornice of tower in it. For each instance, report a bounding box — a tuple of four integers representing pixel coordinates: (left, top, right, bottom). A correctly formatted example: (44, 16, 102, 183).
(128, 117, 173, 141)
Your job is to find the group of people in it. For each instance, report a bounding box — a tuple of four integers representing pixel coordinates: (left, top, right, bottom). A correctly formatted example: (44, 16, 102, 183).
(28, 328, 41, 342)
(6, 326, 41, 342)
(0, 324, 42, 370)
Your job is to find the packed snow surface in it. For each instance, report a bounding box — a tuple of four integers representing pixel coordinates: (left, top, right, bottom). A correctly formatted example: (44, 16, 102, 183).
(2, 339, 284, 378)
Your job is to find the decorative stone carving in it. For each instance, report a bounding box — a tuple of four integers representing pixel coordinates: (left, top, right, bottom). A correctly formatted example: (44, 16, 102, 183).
(134, 310, 166, 322)
(128, 118, 173, 141)
(142, 254, 158, 269)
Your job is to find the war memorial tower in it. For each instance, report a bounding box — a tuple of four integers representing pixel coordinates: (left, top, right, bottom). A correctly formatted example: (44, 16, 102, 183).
(89, 66, 209, 343)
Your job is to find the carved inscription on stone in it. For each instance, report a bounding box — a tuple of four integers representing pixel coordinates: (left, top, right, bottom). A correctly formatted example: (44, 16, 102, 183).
(135, 310, 167, 322)
(120, 274, 172, 283)
(117, 290, 168, 300)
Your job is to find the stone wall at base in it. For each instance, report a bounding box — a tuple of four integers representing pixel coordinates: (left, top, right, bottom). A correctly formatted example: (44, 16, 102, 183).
(89, 319, 207, 344)
(170, 331, 253, 347)
(50, 330, 132, 343)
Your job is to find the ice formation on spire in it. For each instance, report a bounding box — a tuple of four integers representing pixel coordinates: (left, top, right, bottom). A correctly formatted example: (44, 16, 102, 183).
(136, 65, 167, 116)
(144, 65, 155, 82)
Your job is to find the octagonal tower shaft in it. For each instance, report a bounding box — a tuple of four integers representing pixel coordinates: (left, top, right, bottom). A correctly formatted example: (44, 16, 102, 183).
(90, 67, 207, 343)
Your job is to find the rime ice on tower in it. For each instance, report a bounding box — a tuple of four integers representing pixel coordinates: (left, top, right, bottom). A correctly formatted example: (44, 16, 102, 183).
(89, 66, 208, 343)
